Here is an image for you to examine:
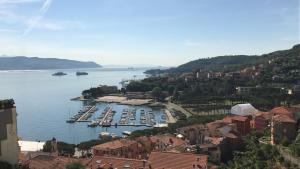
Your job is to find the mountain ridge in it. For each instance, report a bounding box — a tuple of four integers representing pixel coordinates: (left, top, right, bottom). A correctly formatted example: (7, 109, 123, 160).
(145, 44, 300, 74)
(0, 56, 101, 70)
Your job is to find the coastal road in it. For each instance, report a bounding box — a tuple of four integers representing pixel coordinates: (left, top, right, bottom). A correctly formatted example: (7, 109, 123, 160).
(164, 101, 193, 118)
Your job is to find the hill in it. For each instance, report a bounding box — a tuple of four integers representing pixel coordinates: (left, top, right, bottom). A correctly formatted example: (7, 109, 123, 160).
(0, 56, 101, 70)
(145, 44, 300, 74)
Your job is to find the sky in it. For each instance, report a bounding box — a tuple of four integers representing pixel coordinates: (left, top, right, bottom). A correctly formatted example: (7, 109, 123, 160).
(0, 0, 299, 66)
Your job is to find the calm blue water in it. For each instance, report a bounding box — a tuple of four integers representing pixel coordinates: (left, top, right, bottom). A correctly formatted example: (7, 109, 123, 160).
(0, 68, 162, 144)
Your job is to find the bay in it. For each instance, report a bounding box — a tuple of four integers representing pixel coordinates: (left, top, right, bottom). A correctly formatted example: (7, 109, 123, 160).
(0, 68, 161, 144)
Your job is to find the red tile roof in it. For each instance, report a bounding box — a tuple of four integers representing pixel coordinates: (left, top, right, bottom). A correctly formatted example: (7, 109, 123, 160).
(149, 134, 185, 147)
(204, 137, 224, 145)
(26, 155, 90, 169)
(148, 151, 208, 169)
(274, 114, 296, 123)
(271, 107, 299, 118)
(93, 139, 137, 150)
(90, 156, 148, 169)
(231, 115, 248, 122)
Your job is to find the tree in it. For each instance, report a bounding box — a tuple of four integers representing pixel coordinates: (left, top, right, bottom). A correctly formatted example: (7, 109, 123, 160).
(152, 87, 164, 101)
(65, 162, 85, 169)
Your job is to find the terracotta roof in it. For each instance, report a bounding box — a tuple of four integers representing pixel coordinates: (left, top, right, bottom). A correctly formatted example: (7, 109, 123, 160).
(231, 115, 248, 122)
(177, 124, 206, 131)
(274, 114, 296, 123)
(26, 155, 90, 169)
(93, 139, 137, 150)
(204, 137, 224, 145)
(148, 151, 208, 169)
(149, 134, 185, 147)
(90, 156, 148, 169)
(271, 107, 298, 118)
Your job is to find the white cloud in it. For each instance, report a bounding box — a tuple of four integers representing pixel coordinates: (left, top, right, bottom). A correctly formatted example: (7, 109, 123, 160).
(0, 0, 42, 4)
(22, 0, 53, 36)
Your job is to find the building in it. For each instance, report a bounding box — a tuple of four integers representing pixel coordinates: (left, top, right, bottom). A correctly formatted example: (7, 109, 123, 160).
(148, 151, 208, 169)
(176, 124, 206, 145)
(235, 87, 255, 95)
(272, 114, 297, 144)
(231, 103, 258, 116)
(231, 115, 251, 136)
(198, 143, 221, 162)
(0, 99, 19, 167)
(253, 111, 272, 130)
(149, 134, 186, 152)
(92, 139, 142, 159)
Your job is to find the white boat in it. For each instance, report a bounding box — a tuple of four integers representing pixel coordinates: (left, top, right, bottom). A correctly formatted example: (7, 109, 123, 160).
(88, 120, 98, 127)
(122, 131, 132, 136)
(99, 132, 110, 137)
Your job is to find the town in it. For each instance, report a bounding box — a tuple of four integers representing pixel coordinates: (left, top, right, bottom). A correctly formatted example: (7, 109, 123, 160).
(1, 44, 300, 169)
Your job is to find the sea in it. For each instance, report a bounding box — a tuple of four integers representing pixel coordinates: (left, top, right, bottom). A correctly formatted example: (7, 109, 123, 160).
(0, 68, 164, 144)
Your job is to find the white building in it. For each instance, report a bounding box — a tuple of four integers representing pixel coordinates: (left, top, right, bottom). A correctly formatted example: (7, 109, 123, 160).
(231, 103, 258, 116)
(0, 99, 19, 167)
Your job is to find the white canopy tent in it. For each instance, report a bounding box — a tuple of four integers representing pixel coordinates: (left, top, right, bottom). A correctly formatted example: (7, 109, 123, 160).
(231, 103, 258, 116)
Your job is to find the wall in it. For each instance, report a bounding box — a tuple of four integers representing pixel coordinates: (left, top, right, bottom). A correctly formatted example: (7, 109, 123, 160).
(0, 108, 19, 166)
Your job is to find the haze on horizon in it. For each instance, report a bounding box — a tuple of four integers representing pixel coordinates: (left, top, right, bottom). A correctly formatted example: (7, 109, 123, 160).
(0, 0, 298, 66)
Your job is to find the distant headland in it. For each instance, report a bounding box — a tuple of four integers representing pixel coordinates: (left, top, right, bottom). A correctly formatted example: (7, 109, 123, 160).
(0, 56, 101, 70)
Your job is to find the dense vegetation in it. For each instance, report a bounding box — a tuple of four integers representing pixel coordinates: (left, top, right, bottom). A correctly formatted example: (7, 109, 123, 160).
(130, 44, 300, 112)
(65, 162, 85, 169)
(146, 44, 300, 74)
(220, 132, 299, 169)
(43, 138, 114, 156)
(43, 141, 76, 156)
(82, 85, 118, 99)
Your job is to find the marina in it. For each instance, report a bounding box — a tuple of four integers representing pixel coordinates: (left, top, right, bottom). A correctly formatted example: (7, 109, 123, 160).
(68, 103, 168, 128)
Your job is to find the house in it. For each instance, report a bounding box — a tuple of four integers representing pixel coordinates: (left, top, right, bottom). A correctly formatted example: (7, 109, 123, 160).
(92, 139, 142, 159)
(230, 115, 251, 136)
(198, 143, 221, 163)
(148, 151, 208, 169)
(273, 114, 297, 144)
(176, 124, 206, 145)
(149, 134, 186, 152)
(270, 106, 300, 120)
(253, 111, 272, 130)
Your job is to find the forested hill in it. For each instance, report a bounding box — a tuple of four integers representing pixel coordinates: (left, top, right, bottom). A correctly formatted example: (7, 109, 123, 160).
(145, 44, 300, 74)
(0, 56, 101, 70)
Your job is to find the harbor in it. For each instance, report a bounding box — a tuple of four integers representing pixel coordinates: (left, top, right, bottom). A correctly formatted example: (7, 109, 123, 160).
(66, 103, 169, 137)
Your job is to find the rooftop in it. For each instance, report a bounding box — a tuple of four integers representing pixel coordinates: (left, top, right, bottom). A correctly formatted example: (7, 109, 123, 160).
(271, 106, 299, 118)
(26, 155, 89, 169)
(274, 114, 296, 123)
(148, 151, 208, 169)
(93, 139, 137, 150)
(90, 156, 148, 169)
(149, 134, 185, 147)
(0, 99, 15, 109)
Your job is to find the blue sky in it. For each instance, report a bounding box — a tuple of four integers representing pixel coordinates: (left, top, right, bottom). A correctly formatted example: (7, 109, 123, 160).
(0, 0, 299, 66)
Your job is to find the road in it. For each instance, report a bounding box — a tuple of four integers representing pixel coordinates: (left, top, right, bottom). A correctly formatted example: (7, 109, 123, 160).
(164, 101, 193, 118)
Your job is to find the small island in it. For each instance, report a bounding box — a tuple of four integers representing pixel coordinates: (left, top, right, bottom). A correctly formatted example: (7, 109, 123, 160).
(76, 71, 88, 76)
(52, 72, 67, 76)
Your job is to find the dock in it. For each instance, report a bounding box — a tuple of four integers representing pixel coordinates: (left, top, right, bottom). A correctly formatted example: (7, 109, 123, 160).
(77, 106, 97, 122)
(66, 106, 97, 123)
